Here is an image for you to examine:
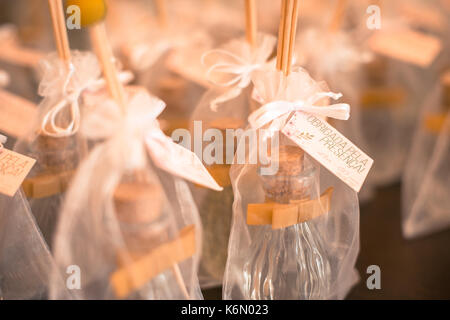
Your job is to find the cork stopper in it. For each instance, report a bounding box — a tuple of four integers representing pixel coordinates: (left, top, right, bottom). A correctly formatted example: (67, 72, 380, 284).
(35, 133, 79, 171)
(364, 56, 388, 85)
(114, 181, 166, 255)
(206, 117, 245, 164)
(441, 70, 450, 110)
(258, 145, 311, 204)
(114, 182, 163, 224)
(268, 145, 305, 176)
(207, 117, 245, 131)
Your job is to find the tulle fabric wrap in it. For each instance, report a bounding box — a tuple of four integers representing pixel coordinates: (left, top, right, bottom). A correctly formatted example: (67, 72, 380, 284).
(189, 34, 276, 288)
(296, 27, 375, 201)
(13, 51, 100, 248)
(0, 190, 65, 299)
(50, 92, 203, 299)
(402, 82, 450, 239)
(223, 67, 360, 300)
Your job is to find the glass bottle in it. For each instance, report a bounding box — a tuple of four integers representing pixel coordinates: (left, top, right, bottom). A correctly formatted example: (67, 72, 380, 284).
(242, 145, 331, 299)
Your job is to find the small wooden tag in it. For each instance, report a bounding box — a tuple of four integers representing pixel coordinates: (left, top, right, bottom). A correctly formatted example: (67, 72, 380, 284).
(360, 87, 406, 109)
(368, 30, 442, 68)
(247, 188, 333, 229)
(424, 113, 449, 135)
(110, 225, 196, 299)
(0, 89, 37, 138)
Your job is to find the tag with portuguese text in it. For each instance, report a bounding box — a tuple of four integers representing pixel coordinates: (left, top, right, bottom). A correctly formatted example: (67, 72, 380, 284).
(282, 112, 374, 193)
(0, 148, 36, 197)
(368, 29, 442, 68)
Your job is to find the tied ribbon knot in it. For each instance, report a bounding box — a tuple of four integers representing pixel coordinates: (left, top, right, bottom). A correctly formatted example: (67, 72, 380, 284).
(39, 51, 133, 138)
(202, 49, 261, 89)
(201, 34, 276, 111)
(248, 91, 350, 130)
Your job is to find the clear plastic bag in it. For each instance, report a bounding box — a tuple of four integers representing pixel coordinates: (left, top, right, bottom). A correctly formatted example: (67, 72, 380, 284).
(223, 67, 360, 300)
(50, 91, 208, 300)
(402, 72, 450, 239)
(13, 51, 101, 249)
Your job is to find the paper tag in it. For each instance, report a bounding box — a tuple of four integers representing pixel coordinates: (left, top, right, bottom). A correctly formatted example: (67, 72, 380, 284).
(145, 133, 223, 191)
(400, 2, 448, 33)
(368, 30, 442, 68)
(0, 89, 37, 138)
(0, 148, 36, 197)
(282, 112, 374, 193)
(0, 43, 44, 67)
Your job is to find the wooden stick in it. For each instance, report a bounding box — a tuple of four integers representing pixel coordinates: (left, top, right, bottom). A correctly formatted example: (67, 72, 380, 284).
(281, 0, 294, 75)
(328, 0, 348, 33)
(286, 0, 300, 75)
(171, 264, 190, 300)
(276, 0, 288, 71)
(245, 0, 257, 47)
(47, 0, 71, 62)
(89, 23, 126, 112)
(155, 0, 168, 28)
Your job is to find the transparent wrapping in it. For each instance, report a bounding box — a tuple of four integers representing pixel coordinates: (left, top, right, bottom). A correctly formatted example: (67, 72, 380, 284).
(223, 67, 360, 300)
(50, 93, 203, 300)
(296, 27, 375, 202)
(13, 51, 101, 249)
(188, 34, 276, 288)
(402, 74, 450, 238)
(358, 56, 421, 187)
(0, 190, 65, 299)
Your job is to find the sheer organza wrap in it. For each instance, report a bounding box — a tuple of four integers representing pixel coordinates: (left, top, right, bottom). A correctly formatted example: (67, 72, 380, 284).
(296, 27, 375, 202)
(223, 67, 360, 300)
(13, 51, 103, 248)
(402, 79, 450, 238)
(189, 33, 276, 288)
(50, 92, 211, 299)
(0, 191, 66, 299)
(0, 135, 65, 300)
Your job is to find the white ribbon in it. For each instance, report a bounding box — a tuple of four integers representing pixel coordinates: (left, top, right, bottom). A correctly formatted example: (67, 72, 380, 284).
(201, 34, 276, 111)
(0, 134, 7, 153)
(82, 92, 223, 191)
(40, 70, 133, 138)
(248, 92, 350, 130)
(202, 49, 261, 88)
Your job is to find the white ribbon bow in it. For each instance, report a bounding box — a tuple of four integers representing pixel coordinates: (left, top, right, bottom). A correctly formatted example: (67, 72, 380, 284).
(40, 69, 133, 138)
(82, 92, 223, 191)
(248, 91, 350, 130)
(202, 49, 261, 89)
(201, 34, 276, 111)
